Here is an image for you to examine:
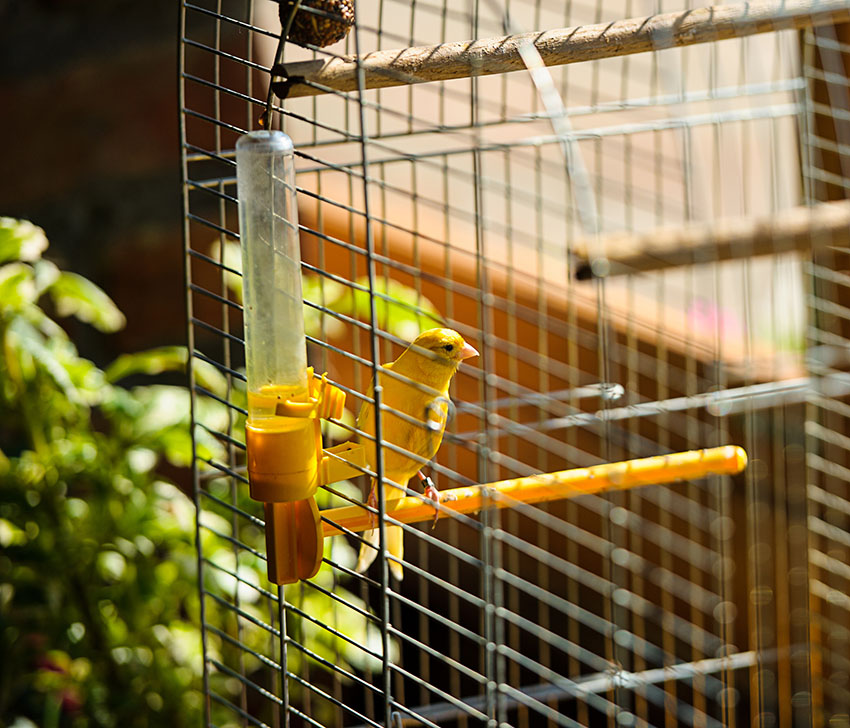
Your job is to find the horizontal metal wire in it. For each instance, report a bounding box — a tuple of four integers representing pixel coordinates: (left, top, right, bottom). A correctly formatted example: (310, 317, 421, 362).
(388, 589, 487, 647)
(201, 523, 268, 562)
(284, 633, 382, 695)
(389, 662, 491, 723)
(208, 657, 284, 706)
(209, 690, 271, 728)
(285, 662, 384, 727)
(189, 282, 243, 312)
(197, 457, 250, 486)
(204, 556, 279, 601)
(283, 600, 384, 662)
(183, 1, 280, 39)
(193, 350, 247, 382)
(203, 621, 280, 671)
(195, 423, 246, 456)
(386, 625, 488, 686)
(369, 650, 760, 728)
(285, 704, 326, 728)
(190, 316, 245, 347)
(182, 35, 271, 74)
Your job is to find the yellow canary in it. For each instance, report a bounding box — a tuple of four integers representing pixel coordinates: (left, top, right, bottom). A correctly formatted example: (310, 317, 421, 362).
(354, 328, 478, 580)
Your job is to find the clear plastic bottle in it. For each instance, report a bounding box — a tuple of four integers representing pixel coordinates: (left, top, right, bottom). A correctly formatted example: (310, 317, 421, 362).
(236, 130, 317, 503)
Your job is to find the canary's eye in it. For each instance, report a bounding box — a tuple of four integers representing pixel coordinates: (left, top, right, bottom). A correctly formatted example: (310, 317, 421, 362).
(443, 344, 454, 353)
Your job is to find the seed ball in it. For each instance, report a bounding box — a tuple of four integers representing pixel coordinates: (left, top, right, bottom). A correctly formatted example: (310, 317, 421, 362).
(280, 0, 355, 48)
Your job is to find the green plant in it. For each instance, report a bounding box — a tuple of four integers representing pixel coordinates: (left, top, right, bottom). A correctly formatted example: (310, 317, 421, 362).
(0, 221, 417, 728)
(0, 218, 223, 727)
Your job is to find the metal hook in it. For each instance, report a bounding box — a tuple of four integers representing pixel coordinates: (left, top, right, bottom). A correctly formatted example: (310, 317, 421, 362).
(260, 0, 302, 130)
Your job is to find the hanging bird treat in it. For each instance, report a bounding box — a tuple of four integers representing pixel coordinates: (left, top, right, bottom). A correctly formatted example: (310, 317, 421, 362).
(281, 0, 354, 47)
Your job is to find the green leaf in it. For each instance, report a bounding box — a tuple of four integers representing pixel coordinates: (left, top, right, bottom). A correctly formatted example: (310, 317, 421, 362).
(302, 275, 347, 338)
(207, 239, 243, 303)
(192, 358, 229, 397)
(105, 347, 188, 384)
(33, 259, 60, 294)
(0, 263, 37, 310)
(0, 217, 48, 264)
(105, 346, 228, 397)
(48, 271, 126, 332)
(6, 317, 80, 402)
(350, 276, 443, 340)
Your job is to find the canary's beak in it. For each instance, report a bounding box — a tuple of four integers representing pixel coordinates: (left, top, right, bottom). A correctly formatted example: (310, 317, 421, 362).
(459, 342, 479, 360)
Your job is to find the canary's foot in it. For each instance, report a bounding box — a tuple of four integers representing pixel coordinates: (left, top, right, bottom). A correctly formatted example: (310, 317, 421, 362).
(419, 473, 442, 530)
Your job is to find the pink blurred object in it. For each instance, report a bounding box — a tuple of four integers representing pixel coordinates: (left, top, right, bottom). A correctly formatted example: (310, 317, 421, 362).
(686, 298, 744, 340)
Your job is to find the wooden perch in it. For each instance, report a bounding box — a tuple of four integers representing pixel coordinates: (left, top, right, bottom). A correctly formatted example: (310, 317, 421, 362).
(273, 0, 850, 99)
(320, 445, 747, 536)
(574, 200, 850, 278)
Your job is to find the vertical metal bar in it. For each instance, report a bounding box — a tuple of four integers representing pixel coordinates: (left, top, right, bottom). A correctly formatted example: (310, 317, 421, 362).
(467, 1, 500, 724)
(213, 5, 248, 724)
(180, 2, 211, 725)
(278, 585, 290, 728)
(352, 7, 393, 726)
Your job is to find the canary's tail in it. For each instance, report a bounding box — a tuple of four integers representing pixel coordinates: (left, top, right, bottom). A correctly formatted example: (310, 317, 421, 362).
(355, 524, 404, 581)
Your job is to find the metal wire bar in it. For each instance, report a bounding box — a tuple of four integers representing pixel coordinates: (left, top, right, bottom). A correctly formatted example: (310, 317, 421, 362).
(282, 600, 384, 661)
(496, 526, 722, 616)
(209, 691, 272, 728)
(387, 589, 487, 646)
(388, 662, 491, 723)
(203, 557, 280, 601)
(462, 648, 757, 719)
(209, 658, 285, 707)
(284, 637, 384, 697)
(382, 557, 488, 609)
(204, 590, 280, 637)
(277, 78, 807, 153)
(386, 626, 488, 686)
(299, 574, 382, 624)
(203, 621, 281, 671)
(385, 699, 443, 728)
(201, 523, 268, 562)
(285, 664, 385, 727)
(184, 2, 280, 39)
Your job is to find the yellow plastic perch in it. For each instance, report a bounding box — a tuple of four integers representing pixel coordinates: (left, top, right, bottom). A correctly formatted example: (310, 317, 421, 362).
(320, 445, 747, 536)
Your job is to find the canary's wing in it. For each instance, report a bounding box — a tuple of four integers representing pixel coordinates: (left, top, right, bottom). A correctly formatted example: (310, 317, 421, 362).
(355, 364, 451, 581)
(358, 363, 449, 489)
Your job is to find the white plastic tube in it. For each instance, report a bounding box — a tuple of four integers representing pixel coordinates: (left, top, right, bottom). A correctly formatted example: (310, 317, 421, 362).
(236, 130, 318, 505)
(236, 130, 309, 417)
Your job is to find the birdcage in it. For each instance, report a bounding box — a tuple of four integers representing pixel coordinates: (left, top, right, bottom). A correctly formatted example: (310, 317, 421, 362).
(179, 0, 850, 725)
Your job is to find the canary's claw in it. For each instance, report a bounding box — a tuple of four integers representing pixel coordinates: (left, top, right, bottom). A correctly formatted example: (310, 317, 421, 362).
(419, 473, 441, 530)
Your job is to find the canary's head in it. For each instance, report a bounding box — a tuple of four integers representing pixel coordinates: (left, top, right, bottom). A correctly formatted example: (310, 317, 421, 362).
(410, 328, 479, 367)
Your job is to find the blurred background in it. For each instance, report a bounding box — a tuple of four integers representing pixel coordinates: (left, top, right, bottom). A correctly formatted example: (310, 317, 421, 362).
(1, 0, 182, 363)
(1, 4, 206, 726)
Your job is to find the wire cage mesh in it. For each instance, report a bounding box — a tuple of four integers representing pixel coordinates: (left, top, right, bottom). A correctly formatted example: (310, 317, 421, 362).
(180, 0, 850, 725)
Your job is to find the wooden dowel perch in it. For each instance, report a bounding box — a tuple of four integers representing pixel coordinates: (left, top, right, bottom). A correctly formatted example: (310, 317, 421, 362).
(273, 0, 850, 99)
(320, 445, 747, 536)
(574, 200, 850, 279)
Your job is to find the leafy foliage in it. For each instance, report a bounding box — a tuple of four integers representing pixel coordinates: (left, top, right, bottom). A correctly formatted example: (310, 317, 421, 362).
(0, 222, 418, 728)
(0, 218, 213, 727)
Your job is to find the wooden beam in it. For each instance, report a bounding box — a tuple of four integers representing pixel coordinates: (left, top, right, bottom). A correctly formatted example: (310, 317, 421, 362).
(574, 200, 850, 278)
(273, 0, 850, 99)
